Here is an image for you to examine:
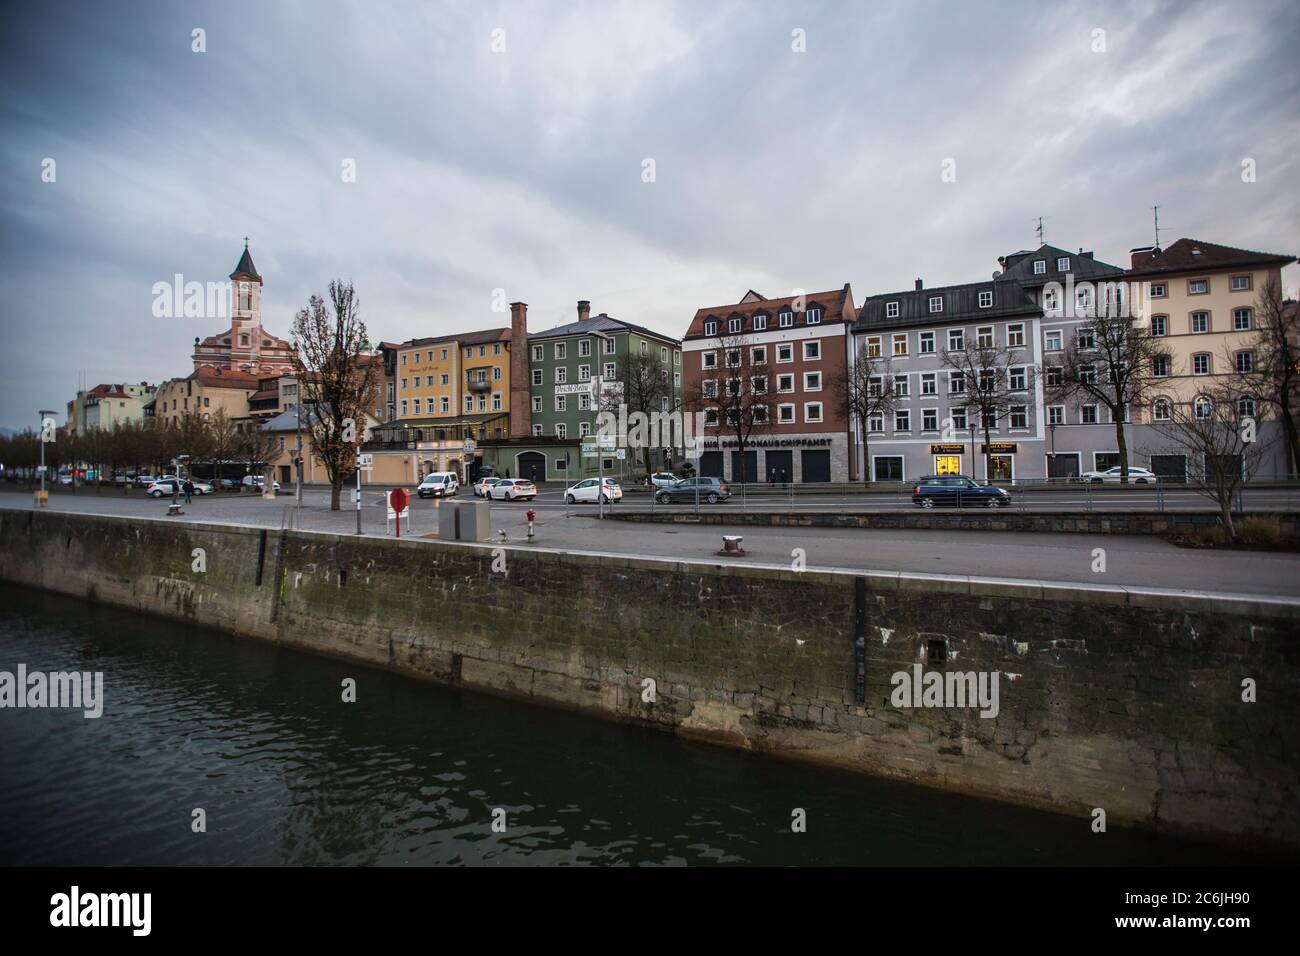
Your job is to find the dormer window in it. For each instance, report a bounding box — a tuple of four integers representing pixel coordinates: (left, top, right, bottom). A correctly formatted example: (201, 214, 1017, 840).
(778, 311, 794, 328)
(704, 320, 718, 336)
(886, 301, 899, 318)
(928, 296, 943, 314)
(978, 290, 993, 308)
(728, 317, 742, 334)
(1033, 260, 1046, 275)
(753, 313, 768, 330)
(806, 307, 822, 324)
(1056, 257, 1070, 272)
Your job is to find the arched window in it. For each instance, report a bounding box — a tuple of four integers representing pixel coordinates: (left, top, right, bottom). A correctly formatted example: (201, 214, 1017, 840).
(1152, 397, 1172, 422)
(1193, 395, 1212, 420)
(1238, 395, 1256, 418)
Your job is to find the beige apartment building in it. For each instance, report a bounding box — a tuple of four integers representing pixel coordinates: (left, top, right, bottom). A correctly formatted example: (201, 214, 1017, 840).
(151, 368, 261, 426)
(1128, 239, 1294, 408)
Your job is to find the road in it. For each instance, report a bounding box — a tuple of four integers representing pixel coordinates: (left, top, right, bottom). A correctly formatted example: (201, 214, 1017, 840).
(5, 485, 1298, 597)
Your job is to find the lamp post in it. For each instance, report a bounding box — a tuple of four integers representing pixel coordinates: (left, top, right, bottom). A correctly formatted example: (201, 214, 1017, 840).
(1048, 422, 1057, 481)
(588, 327, 612, 519)
(38, 409, 57, 499)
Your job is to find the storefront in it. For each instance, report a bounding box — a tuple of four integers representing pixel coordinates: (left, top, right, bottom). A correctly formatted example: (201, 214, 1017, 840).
(929, 444, 965, 476)
(980, 442, 1018, 481)
(699, 435, 846, 483)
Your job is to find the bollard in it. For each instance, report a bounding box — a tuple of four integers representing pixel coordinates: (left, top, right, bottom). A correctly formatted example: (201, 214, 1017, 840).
(718, 534, 745, 555)
(527, 508, 536, 540)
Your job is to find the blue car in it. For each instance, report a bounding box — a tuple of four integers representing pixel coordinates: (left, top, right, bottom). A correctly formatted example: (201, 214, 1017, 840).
(911, 475, 1010, 509)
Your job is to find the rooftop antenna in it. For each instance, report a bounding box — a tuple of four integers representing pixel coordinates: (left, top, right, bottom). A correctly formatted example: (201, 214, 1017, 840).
(1034, 216, 1048, 247)
(1152, 205, 1163, 251)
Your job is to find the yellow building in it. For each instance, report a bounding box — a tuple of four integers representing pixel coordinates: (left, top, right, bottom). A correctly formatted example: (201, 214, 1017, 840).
(1128, 239, 1295, 418)
(152, 368, 259, 426)
(379, 326, 512, 480)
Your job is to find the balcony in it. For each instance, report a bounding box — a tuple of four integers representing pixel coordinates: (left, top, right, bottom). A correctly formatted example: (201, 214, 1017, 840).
(466, 371, 492, 393)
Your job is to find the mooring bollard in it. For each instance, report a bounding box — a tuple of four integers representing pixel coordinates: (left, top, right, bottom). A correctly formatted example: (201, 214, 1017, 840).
(718, 534, 745, 555)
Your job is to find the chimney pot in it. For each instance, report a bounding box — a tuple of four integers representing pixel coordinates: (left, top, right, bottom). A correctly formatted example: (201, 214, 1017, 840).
(577, 299, 591, 322)
(914, 278, 923, 291)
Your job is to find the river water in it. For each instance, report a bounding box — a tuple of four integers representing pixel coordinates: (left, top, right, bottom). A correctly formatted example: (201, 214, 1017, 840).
(0, 584, 1259, 866)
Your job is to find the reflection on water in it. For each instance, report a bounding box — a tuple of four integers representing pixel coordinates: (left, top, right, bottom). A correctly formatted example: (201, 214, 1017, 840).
(0, 584, 1260, 866)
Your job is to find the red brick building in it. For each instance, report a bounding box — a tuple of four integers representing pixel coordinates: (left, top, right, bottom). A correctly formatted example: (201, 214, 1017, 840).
(681, 285, 855, 482)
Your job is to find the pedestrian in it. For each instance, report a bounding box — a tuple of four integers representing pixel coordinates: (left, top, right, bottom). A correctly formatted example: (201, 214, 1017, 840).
(183, 477, 194, 505)
(768, 468, 775, 487)
(531, 465, 538, 484)
(779, 468, 787, 487)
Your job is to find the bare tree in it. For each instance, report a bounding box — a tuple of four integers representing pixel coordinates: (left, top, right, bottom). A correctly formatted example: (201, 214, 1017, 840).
(941, 336, 1016, 483)
(291, 281, 377, 510)
(205, 409, 240, 488)
(1224, 277, 1299, 478)
(1145, 386, 1270, 539)
(683, 331, 773, 483)
(236, 422, 281, 484)
(607, 350, 677, 482)
(1045, 291, 1171, 481)
(833, 342, 897, 483)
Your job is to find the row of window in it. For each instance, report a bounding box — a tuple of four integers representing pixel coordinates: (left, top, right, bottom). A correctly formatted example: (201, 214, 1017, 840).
(701, 371, 822, 398)
(863, 324, 1027, 356)
(702, 340, 822, 369)
(531, 340, 680, 363)
(400, 393, 503, 415)
(401, 368, 503, 389)
(1148, 275, 1254, 298)
(527, 364, 682, 387)
(701, 403, 825, 427)
(1147, 308, 1254, 336)
(866, 367, 1033, 398)
(702, 307, 824, 336)
(401, 342, 504, 365)
(866, 406, 1032, 434)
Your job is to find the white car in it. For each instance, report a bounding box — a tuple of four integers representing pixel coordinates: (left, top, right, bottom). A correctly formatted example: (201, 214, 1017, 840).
(473, 476, 500, 497)
(241, 475, 281, 491)
(648, 473, 680, 490)
(417, 472, 460, 498)
(190, 481, 213, 495)
(489, 479, 537, 501)
(1079, 466, 1159, 484)
(565, 478, 623, 504)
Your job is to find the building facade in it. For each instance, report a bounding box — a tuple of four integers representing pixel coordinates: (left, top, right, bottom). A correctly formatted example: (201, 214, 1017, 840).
(682, 286, 855, 483)
(852, 278, 1042, 482)
(67, 382, 157, 435)
(481, 300, 684, 483)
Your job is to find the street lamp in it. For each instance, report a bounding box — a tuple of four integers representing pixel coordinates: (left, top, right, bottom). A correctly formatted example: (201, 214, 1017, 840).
(38, 409, 57, 499)
(1048, 422, 1057, 481)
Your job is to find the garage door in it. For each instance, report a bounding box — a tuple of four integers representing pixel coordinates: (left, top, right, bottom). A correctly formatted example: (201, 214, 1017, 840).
(765, 450, 792, 483)
(1150, 454, 1186, 483)
(517, 452, 547, 482)
(730, 450, 758, 483)
(800, 449, 831, 483)
(698, 451, 724, 478)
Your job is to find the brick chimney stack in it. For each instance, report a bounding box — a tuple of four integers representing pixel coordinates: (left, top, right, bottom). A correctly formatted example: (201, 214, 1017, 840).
(577, 299, 591, 322)
(509, 302, 531, 439)
(914, 278, 923, 291)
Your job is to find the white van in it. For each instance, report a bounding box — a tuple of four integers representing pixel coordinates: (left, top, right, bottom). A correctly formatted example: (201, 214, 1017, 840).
(417, 472, 460, 499)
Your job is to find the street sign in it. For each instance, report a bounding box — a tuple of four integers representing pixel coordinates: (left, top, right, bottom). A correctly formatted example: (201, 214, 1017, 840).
(598, 435, 617, 451)
(389, 487, 409, 512)
(463, 439, 476, 452)
(581, 442, 598, 459)
(358, 453, 373, 467)
(616, 448, 626, 460)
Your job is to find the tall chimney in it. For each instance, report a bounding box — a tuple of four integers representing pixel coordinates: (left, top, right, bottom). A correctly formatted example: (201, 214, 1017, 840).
(914, 278, 923, 291)
(577, 299, 591, 322)
(509, 302, 531, 439)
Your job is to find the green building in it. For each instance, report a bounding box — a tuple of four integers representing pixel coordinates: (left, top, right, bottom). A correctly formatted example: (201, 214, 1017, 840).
(481, 300, 683, 483)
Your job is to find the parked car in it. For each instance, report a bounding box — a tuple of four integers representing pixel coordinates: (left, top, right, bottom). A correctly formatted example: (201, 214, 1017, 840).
(213, 478, 240, 491)
(190, 480, 213, 495)
(648, 472, 680, 490)
(134, 474, 156, 488)
(473, 476, 501, 498)
(417, 472, 460, 499)
(146, 479, 180, 497)
(241, 475, 281, 491)
(565, 477, 622, 504)
(489, 478, 537, 501)
(1078, 466, 1159, 484)
(911, 475, 1010, 509)
(656, 476, 731, 504)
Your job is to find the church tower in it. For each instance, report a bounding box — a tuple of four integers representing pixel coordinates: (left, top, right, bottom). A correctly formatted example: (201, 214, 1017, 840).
(228, 240, 264, 369)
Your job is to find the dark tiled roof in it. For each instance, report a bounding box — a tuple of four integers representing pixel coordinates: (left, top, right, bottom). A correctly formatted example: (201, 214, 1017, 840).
(230, 242, 261, 281)
(458, 326, 511, 346)
(1126, 238, 1295, 278)
(998, 243, 1124, 288)
(530, 312, 679, 345)
(683, 285, 855, 339)
(854, 278, 1039, 332)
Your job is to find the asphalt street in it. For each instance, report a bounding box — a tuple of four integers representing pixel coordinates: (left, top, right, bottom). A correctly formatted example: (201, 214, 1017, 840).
(5, 485, 1297, 597)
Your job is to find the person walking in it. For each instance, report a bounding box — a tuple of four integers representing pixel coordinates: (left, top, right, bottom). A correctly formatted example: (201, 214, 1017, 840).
(182, 477, 194, 505)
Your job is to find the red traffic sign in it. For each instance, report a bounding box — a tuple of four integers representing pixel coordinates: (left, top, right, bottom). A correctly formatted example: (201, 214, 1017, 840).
(389, 487, 410, 512)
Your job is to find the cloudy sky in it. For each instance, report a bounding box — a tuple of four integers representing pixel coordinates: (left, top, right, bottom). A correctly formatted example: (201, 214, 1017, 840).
(1, 0, 1297, 429)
